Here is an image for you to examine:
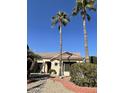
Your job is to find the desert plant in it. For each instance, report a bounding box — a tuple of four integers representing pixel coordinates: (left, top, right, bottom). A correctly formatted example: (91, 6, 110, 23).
(70, 63, 97, 87)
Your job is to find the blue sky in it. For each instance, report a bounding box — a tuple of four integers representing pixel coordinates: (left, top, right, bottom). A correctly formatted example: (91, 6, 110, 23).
(27, 0, 97, 56)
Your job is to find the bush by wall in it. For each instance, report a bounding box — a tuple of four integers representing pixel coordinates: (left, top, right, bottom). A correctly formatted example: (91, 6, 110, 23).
(49, 69, 57, 74)
(70, 63, 97, 87)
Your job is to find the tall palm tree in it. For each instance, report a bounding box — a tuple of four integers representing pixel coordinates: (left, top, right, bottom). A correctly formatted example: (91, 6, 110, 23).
(51, 11, 70, 76)
(72, 0, 96, 63)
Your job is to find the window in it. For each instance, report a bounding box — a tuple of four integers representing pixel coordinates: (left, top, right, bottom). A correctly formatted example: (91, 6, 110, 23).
(64, 63, 71, 71)
(64, 62, 76, 71)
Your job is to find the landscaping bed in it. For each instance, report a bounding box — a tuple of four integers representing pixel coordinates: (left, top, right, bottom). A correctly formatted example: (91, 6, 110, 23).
(51, 77, 96, 93)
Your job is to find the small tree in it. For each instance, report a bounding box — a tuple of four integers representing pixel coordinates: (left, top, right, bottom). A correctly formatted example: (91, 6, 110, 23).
(27, 45, 42, 78)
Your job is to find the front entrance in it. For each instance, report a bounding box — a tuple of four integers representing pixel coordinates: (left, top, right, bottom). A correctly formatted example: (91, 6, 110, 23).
(46, 62, 51, 73)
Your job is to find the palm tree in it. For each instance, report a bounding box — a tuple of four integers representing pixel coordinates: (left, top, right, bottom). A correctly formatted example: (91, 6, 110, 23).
(51, 11, 70, 76)
(72, 0, 96, 63)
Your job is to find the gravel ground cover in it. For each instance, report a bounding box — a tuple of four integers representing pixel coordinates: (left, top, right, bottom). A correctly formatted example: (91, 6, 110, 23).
(27, 79, 46, 93)
(42, 79, 75, 93)
(27, 79, 74, 93)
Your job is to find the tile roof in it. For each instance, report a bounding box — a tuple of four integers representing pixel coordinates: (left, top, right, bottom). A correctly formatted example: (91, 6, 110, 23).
(36, 52, 83, 60)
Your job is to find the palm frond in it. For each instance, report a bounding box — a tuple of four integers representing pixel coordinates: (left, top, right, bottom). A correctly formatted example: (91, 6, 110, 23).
(89, 7, 96, 11)
(63, 13, 70, 22)
(51, 11, 70, 28)
(57, 11, 61, 16)
(51, 20, 58, 27)
(62, 18, 69, 26)
(77, 1, 83, 9)
(76, 0, 82, 2)
(51, 16, 59, 27)
(86, 13, 91, 21)
(72, 7, 80, 16)
(86, 0, 96, 8)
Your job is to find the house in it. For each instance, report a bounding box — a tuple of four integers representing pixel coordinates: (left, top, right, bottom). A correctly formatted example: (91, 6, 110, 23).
(36, 52, 83, 76)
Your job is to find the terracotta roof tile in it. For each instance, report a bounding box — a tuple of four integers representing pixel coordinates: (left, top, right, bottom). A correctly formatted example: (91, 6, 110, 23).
(36, 52, 83, 60)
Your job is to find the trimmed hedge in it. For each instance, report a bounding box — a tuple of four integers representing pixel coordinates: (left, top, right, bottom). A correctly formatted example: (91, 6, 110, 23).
(70, 63, 97, 87)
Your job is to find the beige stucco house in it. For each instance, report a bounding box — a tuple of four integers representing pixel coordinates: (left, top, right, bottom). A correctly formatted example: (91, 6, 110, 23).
(36, 52, 83, 76)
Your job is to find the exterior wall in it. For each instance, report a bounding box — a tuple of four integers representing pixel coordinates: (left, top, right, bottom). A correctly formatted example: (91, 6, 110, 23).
(51, 60, 60, 76)
(37, 59, 83, 76)
(37, 59, 60, 75)
(64, 71, 70, 76)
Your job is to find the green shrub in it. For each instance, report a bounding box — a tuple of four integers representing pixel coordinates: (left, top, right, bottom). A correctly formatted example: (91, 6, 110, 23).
(89, 56, 97, 64)
(48, 69, 57, 74)
(70, 63, 97, 87)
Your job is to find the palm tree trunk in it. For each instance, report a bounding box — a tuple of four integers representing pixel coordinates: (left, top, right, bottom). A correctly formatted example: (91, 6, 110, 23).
(30, 61, 37, 72)
(59, 25, 63, 76)
(82, 14, 90, 63)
